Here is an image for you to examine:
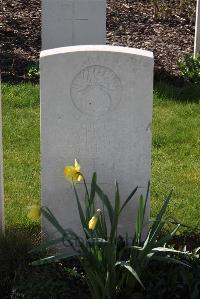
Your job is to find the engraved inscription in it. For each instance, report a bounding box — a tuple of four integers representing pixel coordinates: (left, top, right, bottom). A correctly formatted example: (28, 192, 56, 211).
(70, 65, 122, 118)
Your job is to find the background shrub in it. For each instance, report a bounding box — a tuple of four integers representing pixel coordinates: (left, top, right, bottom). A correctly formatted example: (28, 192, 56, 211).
(178, 54, 200, 84)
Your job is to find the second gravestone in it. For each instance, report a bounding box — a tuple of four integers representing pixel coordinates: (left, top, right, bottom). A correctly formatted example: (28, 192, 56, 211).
(40, 45, 154, 238)
(42, 0, 106, 50)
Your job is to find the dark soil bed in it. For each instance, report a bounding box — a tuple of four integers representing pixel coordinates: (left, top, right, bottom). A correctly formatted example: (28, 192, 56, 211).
(0, 0, 196, 82)
(1, 229, 200, 299)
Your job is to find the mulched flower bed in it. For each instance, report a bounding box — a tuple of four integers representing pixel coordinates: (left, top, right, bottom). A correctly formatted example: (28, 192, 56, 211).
(0, 0, 196, 82)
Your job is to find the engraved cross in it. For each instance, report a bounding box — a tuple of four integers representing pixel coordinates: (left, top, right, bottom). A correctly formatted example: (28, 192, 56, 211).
(62, 2, 88, 44)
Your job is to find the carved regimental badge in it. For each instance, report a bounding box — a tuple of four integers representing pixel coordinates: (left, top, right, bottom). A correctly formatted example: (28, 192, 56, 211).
(70, 65, 122, 119)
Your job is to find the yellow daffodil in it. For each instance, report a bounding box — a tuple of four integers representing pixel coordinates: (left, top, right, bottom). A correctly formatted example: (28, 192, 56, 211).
(88, 209, 101, 231)
(64, 159, 82, 184)
(27, 205, 41, 221)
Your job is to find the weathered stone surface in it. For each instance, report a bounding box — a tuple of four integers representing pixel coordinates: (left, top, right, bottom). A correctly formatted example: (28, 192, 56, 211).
(40, 45, 154, 239)
(42, 0, 106, 50)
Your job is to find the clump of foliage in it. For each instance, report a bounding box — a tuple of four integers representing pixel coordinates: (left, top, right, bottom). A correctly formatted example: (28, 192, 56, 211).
(178, 54, 200, 84)
(30, 160, 194, 299)
(26, 64, 39, 80)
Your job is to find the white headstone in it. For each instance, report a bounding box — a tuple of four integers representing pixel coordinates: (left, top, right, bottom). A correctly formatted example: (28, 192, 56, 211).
(42, 0, 106, 50)
(41, 45, 154, 239)
(194, 0, 200, 56)
(0, 78, 4, 233)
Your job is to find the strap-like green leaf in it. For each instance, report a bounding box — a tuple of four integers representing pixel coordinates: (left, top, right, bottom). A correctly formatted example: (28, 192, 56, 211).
(85, 192, 90, 222)
(144, 181, 150, 213)
(116, 261, 145, 289)
(84, 267, 104, 299)
(73, 184, 87, 230)
(88, 237, 108, 245)
(141, 182, 150, 229)
(90, 172, 97, 209)
(95, 184, 114, 225)
(99, 212, 108, 239)
(31, 251, 79, 266)
(41, 207, 66, 236)
(155, 223, 181, 247)
(151, 247, 191, 255)
(135, 196, 145, 244)
(119, 186, 138, 215)
(110, 181, 120, 242)
(150, 255, 191, 268)
(149, 190, 173, 241)
(123, 264, 145, 289)
(29, 236, 64, 253)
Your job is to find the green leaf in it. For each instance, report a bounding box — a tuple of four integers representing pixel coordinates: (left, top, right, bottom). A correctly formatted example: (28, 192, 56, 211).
(135, 196, 145, 243)
(41, 207, 66, 236)
(99, 212, 107, 239)
(123, 264, 145, 289)
(73, 184, 87, 230)
(149, 255, 191, 268)
(84, 173, 97, 221)
(88, 237, 108, 245)
(134, 184, 150, 245)
(137, 223, 180, 264)
(143, 181, 150, 225)
(84, 267, 104, 299)
(95, 184, 114, 225)
(129, 245, 143, 251)
(142, 231, 151, 249)
(31, 251, 79, 266)
(119, 186, 138, 214)
(85, 192, 90, 222)
(155, 224, 181, 247)
(149, 190, 173, 242)
(152, 190, 173, 229)
(116, 261, 145, 289)
(83, 227, 92, 238)
(90, 172, 97, 209)
(29, 236, 65, 253)
(151, 247, 191, 255)
(195, 247, 200, 254)
(110, 181, 120, 242)
(65, 228, 84, 244)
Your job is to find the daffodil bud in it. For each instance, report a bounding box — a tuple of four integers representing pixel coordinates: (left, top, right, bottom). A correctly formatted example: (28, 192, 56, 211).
(88, 216, 98, 230)
(88, 209, 101, 230)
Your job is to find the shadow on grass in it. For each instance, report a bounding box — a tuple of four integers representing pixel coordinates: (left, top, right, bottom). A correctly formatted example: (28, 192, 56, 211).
(3, 71, 199, 104)
(154, 80, 200, 103)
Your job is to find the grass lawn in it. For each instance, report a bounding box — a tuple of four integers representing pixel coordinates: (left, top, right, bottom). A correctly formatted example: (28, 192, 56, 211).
(2, 84, 40, 228)
(1, 82, 200, 233)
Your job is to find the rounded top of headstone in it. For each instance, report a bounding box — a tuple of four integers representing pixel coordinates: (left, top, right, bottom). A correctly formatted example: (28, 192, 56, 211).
(40, 45, 154, 59)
